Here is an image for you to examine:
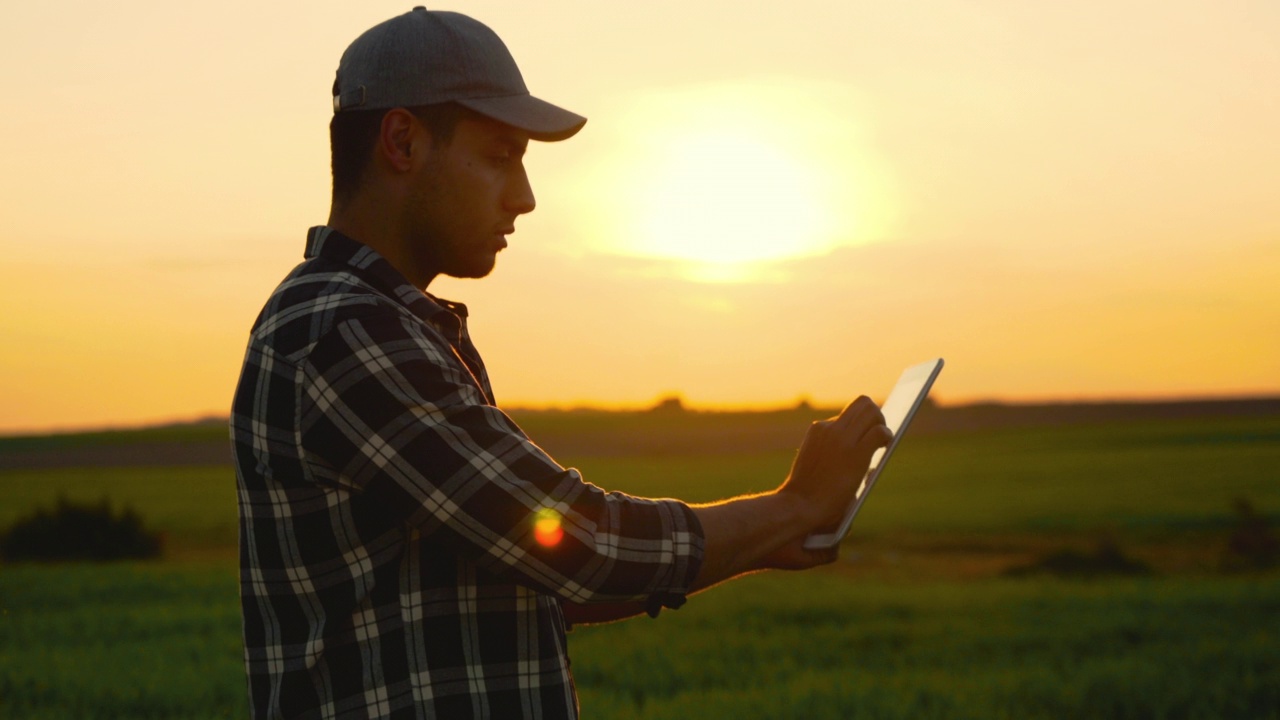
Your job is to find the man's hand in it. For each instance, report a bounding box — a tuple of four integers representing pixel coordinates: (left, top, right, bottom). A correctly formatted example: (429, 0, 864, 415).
(763, 396, 892, 569)
(689, 396, 891, 589)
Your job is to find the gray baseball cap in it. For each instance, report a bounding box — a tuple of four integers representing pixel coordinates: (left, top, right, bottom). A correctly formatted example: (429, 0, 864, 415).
(332, 6, 586, 142)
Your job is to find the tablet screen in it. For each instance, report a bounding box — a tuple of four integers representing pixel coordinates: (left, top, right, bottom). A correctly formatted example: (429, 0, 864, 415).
(802, 358, 944, 550)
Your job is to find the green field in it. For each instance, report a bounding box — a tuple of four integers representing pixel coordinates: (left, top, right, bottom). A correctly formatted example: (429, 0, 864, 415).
(2, 563, 1276, 719)
(1, 411, 1278, 718)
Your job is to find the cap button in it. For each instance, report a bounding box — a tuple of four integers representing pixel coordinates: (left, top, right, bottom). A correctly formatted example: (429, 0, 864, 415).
(413, 5, 427, 11)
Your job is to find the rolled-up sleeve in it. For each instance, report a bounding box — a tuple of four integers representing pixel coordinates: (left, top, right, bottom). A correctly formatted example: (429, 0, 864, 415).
(297, 310, 705, 604)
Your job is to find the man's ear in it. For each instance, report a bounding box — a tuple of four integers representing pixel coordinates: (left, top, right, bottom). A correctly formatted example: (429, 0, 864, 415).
(377, 108, 429, 174)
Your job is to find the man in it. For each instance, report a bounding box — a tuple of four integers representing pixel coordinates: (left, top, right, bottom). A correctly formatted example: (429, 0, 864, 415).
(230, 7, 890, 719)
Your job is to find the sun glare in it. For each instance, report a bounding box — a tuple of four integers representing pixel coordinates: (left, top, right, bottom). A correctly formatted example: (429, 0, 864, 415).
(571, 79, 891, 282)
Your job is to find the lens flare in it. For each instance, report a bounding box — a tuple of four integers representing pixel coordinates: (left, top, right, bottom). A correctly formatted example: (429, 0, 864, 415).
(534, 508, 564, 548)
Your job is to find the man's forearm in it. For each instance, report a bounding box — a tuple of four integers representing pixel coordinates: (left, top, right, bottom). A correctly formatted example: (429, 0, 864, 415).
(563, 398, 890, 624)
(562, 492, 813, 627)
(689, 491, 815, 590)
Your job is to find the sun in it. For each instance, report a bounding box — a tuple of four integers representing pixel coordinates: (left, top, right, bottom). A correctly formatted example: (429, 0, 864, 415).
(635, 129, 831, 267)
(567, 79, 890, 282)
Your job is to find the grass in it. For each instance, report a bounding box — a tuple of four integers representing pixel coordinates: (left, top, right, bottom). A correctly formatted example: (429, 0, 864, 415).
(571, 572, 1280, 719)
(1, 563, 1275, 719)
(0, 412, 1277, 717)
(0, 561, 244, 720)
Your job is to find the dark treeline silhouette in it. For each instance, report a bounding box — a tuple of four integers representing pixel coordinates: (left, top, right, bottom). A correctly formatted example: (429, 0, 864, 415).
(909, 396, 1280, 435)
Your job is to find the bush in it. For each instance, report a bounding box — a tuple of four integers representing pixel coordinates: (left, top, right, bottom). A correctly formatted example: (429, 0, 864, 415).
(1222, 497, 1279, 571)
(1005, 536, 1151, 578)
(0, 496, 163, 562)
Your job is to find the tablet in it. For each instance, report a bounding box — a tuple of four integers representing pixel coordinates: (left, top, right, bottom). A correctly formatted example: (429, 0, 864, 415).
(802, 358, 944, 550)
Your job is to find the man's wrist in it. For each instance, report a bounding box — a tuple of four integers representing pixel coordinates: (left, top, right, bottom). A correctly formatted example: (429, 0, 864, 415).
(771, 486, 824, 536)
(690, 490, 822, 587)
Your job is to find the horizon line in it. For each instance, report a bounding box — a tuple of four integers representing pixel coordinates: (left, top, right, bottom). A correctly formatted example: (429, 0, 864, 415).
(3, 390, 1279, 440)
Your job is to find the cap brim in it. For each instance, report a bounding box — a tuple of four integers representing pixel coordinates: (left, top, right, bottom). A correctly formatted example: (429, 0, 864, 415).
(456, 94, 586, 142)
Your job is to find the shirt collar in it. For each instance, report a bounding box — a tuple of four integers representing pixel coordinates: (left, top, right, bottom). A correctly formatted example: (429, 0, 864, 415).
(304, 226, 468, 327)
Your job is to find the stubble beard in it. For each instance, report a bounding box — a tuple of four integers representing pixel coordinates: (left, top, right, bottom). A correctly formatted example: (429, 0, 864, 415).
(405, 156, 497, 283)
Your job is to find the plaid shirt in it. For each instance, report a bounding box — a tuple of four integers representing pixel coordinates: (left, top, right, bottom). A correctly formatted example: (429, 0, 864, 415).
(230, 227, 704, 719)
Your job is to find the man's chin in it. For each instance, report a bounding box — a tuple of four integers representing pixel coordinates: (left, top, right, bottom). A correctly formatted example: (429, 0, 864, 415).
(444, 257, 498, 280)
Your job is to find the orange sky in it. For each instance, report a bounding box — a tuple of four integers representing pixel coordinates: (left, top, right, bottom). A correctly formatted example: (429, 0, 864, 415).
(1, 0, 1277, 433)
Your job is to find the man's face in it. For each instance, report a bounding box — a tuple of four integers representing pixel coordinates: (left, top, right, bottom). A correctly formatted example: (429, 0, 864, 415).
(405, 113, 536, 283)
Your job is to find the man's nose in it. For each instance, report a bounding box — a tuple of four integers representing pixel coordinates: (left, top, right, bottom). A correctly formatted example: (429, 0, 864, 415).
(505, 167, 536, 215)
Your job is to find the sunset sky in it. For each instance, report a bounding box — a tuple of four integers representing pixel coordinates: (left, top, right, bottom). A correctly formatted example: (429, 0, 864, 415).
(1, 0, 1277, 433)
